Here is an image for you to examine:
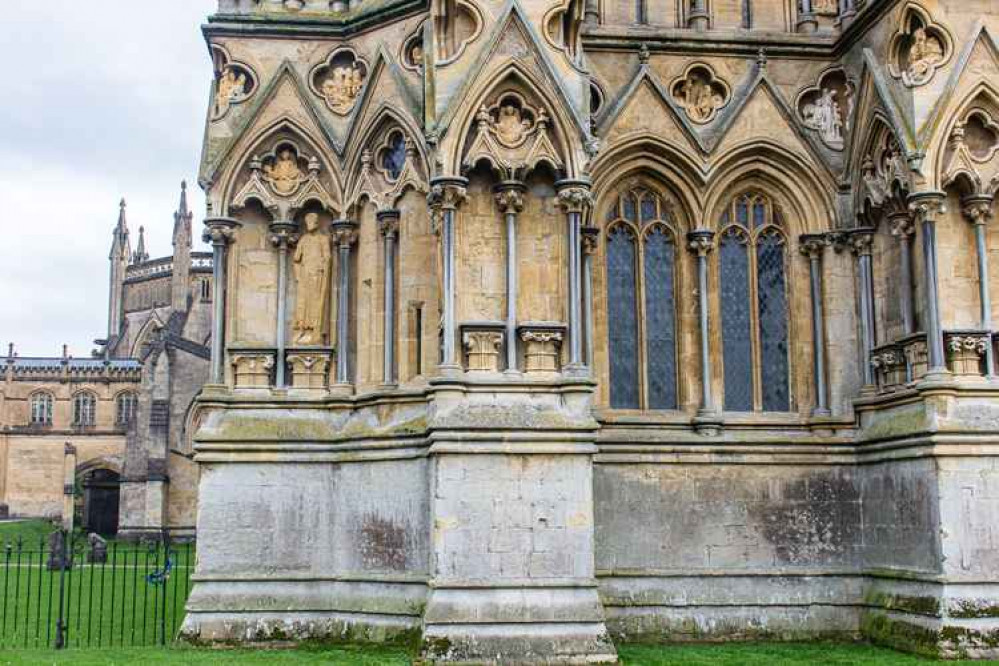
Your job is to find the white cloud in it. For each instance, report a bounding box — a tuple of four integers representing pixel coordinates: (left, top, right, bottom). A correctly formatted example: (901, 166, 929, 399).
(0, 0, 217, 357)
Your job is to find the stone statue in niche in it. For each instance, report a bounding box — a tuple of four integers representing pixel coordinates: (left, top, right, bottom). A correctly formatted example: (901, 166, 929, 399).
(264, 149, 304, 196)
(292, 212, 331, 345)
(320, 64, 364, 114)
(678, 74, 724, 124)
(495, 104, 532, 146)
(802, 88, 844, 145)
(215, 65, 247, 118)
(907, 28, 944, 84)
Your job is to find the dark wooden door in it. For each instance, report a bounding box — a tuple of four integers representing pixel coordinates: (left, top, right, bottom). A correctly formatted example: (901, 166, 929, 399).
(83, 469, 120, 536)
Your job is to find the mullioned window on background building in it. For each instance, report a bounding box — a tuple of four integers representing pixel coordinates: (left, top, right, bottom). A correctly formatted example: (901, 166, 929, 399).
(30, 392, 54, 426)
(116, 392, 138, 426)
(73, 391, 97, 427)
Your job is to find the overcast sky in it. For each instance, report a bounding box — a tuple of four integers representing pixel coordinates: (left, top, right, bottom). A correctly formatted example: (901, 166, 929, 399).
(0, 1, 217, 357)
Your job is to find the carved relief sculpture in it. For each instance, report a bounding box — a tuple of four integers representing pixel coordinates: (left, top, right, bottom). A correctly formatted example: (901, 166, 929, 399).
(462, 92, 564, 178)
(211, 46, 255, 120)
(888, 7, 952, 87)
(671, 65, 729, 124)
(292, 212, 332, 345)
(310, 49, 368, 115)
(810, 0, 837, 15)
(231, 141, 337, 220)
(264, 149, 306, 196)
(797, 68, 854, 150)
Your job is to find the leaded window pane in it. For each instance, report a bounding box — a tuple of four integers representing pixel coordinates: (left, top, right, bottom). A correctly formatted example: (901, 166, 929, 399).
(736, 199, 749, 227)
(622, 195, 638, 223)
(607, 226, 640, 408)
(640, 195, 658, 224)
(720, 230, 753, 412)
(643, 227, 677, 409)
(753, 201, 767, 228)
(381, 133, 406, 180)
(31, 393, 52, 426)
(757, 231, 790, 411)
(74, 392, 96, 426)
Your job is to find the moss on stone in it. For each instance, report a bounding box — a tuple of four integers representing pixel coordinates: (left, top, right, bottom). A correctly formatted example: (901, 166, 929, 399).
(864, 590, 941, 617)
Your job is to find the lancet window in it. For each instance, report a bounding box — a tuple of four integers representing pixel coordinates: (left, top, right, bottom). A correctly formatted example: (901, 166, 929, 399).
(30, 392, 53, 426)
(116, 392, 138, 426)
(718, 192, 790, 412)
(605, 187, 679, 410)
(73, 391, 97, 427)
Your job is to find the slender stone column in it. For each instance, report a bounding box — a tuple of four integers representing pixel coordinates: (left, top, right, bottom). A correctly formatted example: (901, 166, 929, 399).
(428, 177, 468, 374)
(556, 179, 593, 375)
(582, 226, 600, 369)
(688, 229, 719, 431)
(495, 182, 525, 374)
(203, 217, 241, 386)
(800, 234, 830, 417)
(910, 192, 948, 377)
(269, 220, 299, 388)
(378, 210, 400, 386)
(584, 0, 599, 24)
(331, 220, 358, 385)
(688, 0, 709, 30)
(850, 228, 876, 388)
(888, 212, 917, 335)
(963, 196, 995, 377)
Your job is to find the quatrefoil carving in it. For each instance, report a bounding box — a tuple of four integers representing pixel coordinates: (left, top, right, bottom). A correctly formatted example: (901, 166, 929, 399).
(888, 4, 952, 87)
(310, 48, 368, 115)
(670, 64, 730, 125)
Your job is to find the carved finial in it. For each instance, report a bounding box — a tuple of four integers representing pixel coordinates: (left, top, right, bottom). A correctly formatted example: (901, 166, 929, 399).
(949, 121, 966, 149)
(638, 44, 650, 65)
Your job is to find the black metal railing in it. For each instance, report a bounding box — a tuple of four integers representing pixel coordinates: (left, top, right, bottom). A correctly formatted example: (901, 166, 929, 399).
(0, 531, 194, 649)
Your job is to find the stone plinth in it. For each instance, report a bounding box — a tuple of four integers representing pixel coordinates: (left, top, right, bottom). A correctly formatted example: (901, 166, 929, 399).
(285, 347, 333, 390)
(230, 349, 275, 389)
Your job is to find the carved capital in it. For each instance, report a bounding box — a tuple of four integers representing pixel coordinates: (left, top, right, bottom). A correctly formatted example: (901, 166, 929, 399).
(962, 196, 994, 227)
(202, 217, 241, 246)
(582, 226, 601, 255)
(908, 191, 947, 226)
(494, 181, 526, 215)
(268, 220, 300, 250)
(686, 229, 716, 257)
(849, 228, 875, 256)
(377, 209, 401, 238)
(331, 220, 358, 248)
(798, 233, 827, 260)
(887, 212, 915, 239)
(555, 179, 593, 214)
(427, 177, 469, 211)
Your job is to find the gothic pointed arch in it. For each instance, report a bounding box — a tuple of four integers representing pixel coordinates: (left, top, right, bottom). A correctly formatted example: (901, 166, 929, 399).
(935, 83, 999, 198)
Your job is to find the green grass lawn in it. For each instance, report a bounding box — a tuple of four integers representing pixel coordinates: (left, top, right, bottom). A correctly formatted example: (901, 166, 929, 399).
(0, 643, 997, 665)
(0, 521, 193, 650)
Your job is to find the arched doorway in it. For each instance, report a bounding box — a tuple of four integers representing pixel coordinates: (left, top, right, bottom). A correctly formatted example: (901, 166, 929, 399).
(81, 469, 121, 536)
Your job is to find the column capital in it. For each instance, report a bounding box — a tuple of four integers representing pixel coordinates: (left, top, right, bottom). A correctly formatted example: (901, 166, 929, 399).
(331, 219, 359, 248)
(202, 217, 241, 245)
(908, 191, 948, 225)
(848, 227, 875, 256)
(798, 233, 828, 259)
(962, 195, 995, 226)
(268, 220, 299, 250)
(887, 211, 915, 239)
(555, 179, 593, 213)
(377, 209, 401, 238)
(494, 181, 526, 214)
(582, 225, 601, 255)
(428, 177, 469, 211)
(686, 229, 716, 257)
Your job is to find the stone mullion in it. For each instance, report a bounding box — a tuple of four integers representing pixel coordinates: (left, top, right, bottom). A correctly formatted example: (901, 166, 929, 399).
(203, 217, 240, 386)
(688, 229, 719, 432)
(332, 220, 359, 385)
(850, 228, 876, 389)
(963, 196, 995, 377)
(910, 192, 948, 377)
(582, 226, 600, 372)
(800, 234, 830, 417)
(495, 181, 525, 374)
(428, 177, 468, 374)
(269, 220, 299, 389)
(379, 210, 401, 386)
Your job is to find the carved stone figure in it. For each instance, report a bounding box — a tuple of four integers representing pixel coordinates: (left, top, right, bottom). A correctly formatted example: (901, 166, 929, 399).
(907, 28, 944, 84)
(495, 104, 531, 146)
(802, 88, 843, 146)
(264, 149, 304, 196)
(320, 64, 364, 113)
(292, 213, 331, 345)
(676, 71, 725, 124)
(215, 66, 247, 117)
(811, 0, 836, 14)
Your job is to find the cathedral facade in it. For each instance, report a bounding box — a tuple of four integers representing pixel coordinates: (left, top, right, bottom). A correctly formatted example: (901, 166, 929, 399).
(182, 0, 999, 661)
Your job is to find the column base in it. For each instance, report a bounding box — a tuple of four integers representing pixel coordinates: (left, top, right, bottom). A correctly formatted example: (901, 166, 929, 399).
(562, 363, 590, 379)
(687, 11, 709, 31)
(796, 14, 818, 33)
(693, 410, 723, 436)
(329, 383, 354, 397)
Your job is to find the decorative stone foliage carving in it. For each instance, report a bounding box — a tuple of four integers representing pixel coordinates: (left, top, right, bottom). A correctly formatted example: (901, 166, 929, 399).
(796, 68, 854, 150)
(231, 140, 337, 218)
(286, 349, 333, 389)
(807, 0, 838, 16)
(871, 344, 906, 392)
(431, 0, 482, 64)
(519, 326, 564, 375)
(211, 46, 256, 121)
(462, 328, 503, 372)
(231, 351, 275, 389)
(861, 132, 909, 211)
(945, 332, 989, 377)
(670, 64, 730, 125)
(463, 91, 564, 178)
(902, 333, 929, 381)
(310, 48, 368, 115)
(888, 5, 952, 87)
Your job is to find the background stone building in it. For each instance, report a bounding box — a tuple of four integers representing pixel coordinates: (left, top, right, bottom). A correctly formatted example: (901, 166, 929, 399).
(0, 185, 211, 539)
(181, 0, 999, 662)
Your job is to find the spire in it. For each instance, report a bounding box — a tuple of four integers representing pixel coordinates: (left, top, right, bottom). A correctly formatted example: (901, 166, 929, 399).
(109, 198, 130, 261)
(132, 226, 149, 265)
(173, 180, 193, 249)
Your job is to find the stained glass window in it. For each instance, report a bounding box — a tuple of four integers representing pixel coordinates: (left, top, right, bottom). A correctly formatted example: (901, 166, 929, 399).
(719, 191, 792, 412)
(381, 132, 406, 181)
(605, 187, 679, 410)
(607, 224, 639, 408)
(644, 226, 677, 409)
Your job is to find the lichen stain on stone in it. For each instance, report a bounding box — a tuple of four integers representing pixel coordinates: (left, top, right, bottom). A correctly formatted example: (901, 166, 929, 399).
(358, 514, 409, 570)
